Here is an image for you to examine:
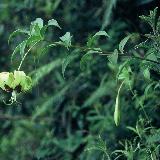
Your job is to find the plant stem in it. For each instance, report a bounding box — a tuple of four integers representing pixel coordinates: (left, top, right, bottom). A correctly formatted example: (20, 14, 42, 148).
(17, 41, 40, 71)
(44, 40, 160, 65)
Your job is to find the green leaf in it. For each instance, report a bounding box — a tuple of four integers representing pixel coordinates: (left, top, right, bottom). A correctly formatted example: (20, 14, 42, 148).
(93, 31, 110, 38)
(146, 53, 158, 62)
(8, 29, 29, 44)
(108, 49, 118, 65)
(41, 43, 57, 55)
(101, 0, 117, 29)
(19, 40, 27, 57)
(143, 68, 150, 80)
(118, 67, 133, 88)
(136, 0, 154, 5)
(30, 19, 43, 37)
(119, 34, 133, 54)
(87, 31, 109, 47)
(114, 81, 124, 126)
(139, 7, 158, 30)
(48, 19, 61, 29)
(32, 18, 43, 29)
(62, 51, 79, 78)
(11, 40, 26, 62)
(26, 35, 43, 46)
(80, 50, 99, 71)
(60, 32, 72, 49)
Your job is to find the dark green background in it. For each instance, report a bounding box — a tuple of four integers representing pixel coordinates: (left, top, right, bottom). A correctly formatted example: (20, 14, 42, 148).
(0, 0, 158, 159)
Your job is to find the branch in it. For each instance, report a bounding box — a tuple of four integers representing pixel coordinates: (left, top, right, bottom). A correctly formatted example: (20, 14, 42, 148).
(44, 40, 160, 65)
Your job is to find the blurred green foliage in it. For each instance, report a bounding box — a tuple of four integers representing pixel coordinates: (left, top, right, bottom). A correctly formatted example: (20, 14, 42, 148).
(0, 0, 159, 160)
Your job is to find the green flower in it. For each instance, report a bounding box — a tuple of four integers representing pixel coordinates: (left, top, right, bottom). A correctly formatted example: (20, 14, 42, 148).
(0, 72, 14, 91)
(0, 71, 32, 92)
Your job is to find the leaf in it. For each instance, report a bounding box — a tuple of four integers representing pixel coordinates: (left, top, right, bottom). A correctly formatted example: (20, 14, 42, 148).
(139, 7, 159, 30)
(108, 49, 118, 65)
(114, 81, 124, 126)
(119, 34, 133, 54)
(32, 18, 43, 29)
(41, 43, 57, 55)
(146, 53, 158, 62)
(87, 31, 109, 47)
(136, 0, 154, 5)
(60, 32, 72, 49)
(19, 40, 27, 57)
(118, 67, 132, 88)
(62, 52, 79, 78)
(93, 31, 110, 38)
(26, 35, 43, 46)
(48, 19, 61, 29)
(101, 0, 117, 29)
(143, 68, 150, 80)
(11, 40, 26, 62)
(80, 50, 99, 71)
(30, 18, 44, 37)
(8, 29, 29, 44)
(144, 82, 155, 97)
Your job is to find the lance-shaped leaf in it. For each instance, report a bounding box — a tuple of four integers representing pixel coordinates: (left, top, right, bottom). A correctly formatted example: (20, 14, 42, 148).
(119, 34, 133, 54)
(87, 31, 109, 47)
(93, 31, 110, 38)
(108, 49, 118, 65)
(62, 51, 79, 78)
(11, 40, 27, 62)
(8, 29, 29, 44)
(114, 81, 124, 126)
(80, 50, 100, 71)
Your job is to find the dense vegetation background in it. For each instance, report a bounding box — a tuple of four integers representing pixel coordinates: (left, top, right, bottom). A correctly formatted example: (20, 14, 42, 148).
(0, 0, 159, 159)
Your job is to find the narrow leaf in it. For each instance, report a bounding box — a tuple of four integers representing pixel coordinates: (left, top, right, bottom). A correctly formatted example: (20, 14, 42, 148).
(62, 52, 79, 78)
(8, 29, 29, 44)
(143, 68, 150, 80)
(11, 40, 26, 62)
(93, 31, 110, 38)
(114, 81, 124, 126)
(80, 50, 99, 71)
(119, 34, 133, 54)
(108, 49, 118, 65)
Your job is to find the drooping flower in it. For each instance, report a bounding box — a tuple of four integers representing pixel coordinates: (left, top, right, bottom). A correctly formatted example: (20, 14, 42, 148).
(0, 71, 32, 93)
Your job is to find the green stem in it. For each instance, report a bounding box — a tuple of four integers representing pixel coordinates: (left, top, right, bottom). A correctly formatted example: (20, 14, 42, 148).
(44, 40, 160, 65)
(17, 41, 40, 71)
